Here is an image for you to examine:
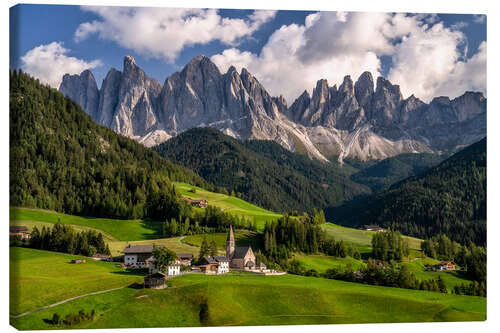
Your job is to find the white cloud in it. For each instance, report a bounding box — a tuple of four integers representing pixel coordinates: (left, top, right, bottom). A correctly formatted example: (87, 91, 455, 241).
(75, 7, 276, 63)
(20, 42, 102, 89)
(212, 12, 486, 103)
(473, 14, 486, 24)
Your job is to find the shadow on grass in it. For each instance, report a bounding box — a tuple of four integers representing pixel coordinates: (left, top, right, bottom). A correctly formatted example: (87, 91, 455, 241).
(139, 220, 164, 240)
(111, 268, 148, 277)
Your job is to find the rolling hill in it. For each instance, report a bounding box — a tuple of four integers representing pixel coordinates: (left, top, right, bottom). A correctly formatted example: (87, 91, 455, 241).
(328, 138, 486, 245)
(154, 127, 371, 214)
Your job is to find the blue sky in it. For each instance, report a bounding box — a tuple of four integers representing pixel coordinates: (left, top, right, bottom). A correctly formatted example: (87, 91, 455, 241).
(10, 4, 486, 102)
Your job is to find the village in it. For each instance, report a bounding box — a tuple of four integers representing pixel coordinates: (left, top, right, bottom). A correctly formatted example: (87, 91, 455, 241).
(122, 225, 285, 289)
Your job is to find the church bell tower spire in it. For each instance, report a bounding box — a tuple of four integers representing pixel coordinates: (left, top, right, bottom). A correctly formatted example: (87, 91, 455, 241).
(226, 225, 235, 259)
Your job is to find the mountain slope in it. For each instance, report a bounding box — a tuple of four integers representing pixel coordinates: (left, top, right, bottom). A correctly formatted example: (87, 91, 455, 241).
(60, 55, 486, 162)
(10, 70, 210, 219)
(153, 127, 370, 213)
(328, 138, 486, 245)
(349, 153, 446, 192)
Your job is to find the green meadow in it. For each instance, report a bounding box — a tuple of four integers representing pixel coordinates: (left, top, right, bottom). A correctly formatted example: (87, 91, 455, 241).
(11, 272, 486, 330)
(182, 230, 261, 251)
(321, 222, 422, 250)
(173, 182, 282, 230)
(10, 207, 163, 241)
(10, 247, 143, 316)
(293, 253, 366, 273)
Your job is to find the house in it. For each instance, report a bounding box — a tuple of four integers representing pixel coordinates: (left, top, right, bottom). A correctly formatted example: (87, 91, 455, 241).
(226, 225, 256, 269)
(10, 226, 31, 239)
(177, 253, 194, 266)
(179, 197, 208, 208)
(71, 259, 86, 264)
(257, 262, 267, 272)
(92, 254, 112, 261)
(436, 261, 456, 271)
(149, 260, 181, 276)
(144, 272, 166, 289)
(198, 256, 229, 274)
(123, 244, 164, 268)
(363, 225, 387, 232)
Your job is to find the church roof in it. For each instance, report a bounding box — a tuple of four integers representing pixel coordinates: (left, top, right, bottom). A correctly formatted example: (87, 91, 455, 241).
(232, 246, 253, 259)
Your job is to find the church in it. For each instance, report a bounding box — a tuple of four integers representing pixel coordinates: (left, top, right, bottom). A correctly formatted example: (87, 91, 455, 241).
(226, 225, 256, 269)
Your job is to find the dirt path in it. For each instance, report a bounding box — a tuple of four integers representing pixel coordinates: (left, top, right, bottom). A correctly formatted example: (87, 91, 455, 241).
(10, 286, 127, 319)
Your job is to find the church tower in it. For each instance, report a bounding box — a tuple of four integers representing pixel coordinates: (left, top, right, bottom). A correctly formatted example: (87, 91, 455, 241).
(226, 225, 235, 259)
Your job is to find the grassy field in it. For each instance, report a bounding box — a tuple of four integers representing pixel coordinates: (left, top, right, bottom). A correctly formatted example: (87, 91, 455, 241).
(10, 207, 163, 241)
(174, 182, 282, 230)
(321, 223, 422, 250)
(293, 253, 366, 273)
(182, 230, 261, 251)
(10, 247, 144, 316)
(11, 272, 486, 330)
(107, 236, 200, 257)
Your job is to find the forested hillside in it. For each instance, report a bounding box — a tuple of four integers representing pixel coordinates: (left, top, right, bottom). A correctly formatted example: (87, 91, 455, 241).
(154, 127, 371, 214)
(328, 138, 486, 246)
(349, 153, 446, 192)
(10, 70, 210, 220)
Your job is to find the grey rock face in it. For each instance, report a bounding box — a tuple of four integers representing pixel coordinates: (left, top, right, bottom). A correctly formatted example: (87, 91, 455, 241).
(59, 55, 486, 161)
(59, 70, 100, 120)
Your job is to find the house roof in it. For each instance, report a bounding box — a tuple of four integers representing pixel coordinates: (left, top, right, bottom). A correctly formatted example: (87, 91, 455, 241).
(10, 226, 29, 233)
(199, 256, 218, 265)
(213, 256, 229, 262)
(364, 225, 381, 229)
(123, 244, 164, 254)
(232, 246, 252, 259)
(177, 253, 194, 259)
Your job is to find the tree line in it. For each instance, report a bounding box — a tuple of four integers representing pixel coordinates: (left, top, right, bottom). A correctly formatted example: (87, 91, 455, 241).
(27, 223, 111, 257)
(371, 230, 409, 261)
(421, 234, 486, 282)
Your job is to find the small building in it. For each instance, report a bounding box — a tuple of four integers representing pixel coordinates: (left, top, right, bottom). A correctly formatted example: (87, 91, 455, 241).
(198, 256, 229, 274)
(92, 254, 112, 261)
(363, 225, 387, 232)
(177, 253, 194, 266)
(436, 261, 456, 271)
(123, 244, 164, 268)
(257, 262, 267, 271)
(71, 259, 86, 264)
(149, 259, 182, 276)
(10, 226, 31, 239)
(179, 197, 208, 208)
(144, 272, 166, 289)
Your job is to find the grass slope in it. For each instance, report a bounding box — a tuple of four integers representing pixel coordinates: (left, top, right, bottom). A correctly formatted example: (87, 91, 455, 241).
(174, 182, 281, 230)
(183, 230, 260, 251)
(10, 207, 162, 241)
(10, 247, 143, 316)
(11, 273, 485, 330)
(107, 237, 199, 257)
(293, 253, 365, 273)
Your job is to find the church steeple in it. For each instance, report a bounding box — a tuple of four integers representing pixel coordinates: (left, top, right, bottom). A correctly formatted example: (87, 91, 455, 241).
(226, 225, 235, 259)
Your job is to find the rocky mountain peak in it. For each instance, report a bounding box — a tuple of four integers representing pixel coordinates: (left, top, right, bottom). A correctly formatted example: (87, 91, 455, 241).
(59, 69, 100, 120)
(354, 71, 374, 108)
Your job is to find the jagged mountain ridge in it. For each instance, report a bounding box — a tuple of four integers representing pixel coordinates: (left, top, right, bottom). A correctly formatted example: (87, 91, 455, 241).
(59, 55, 486, 162)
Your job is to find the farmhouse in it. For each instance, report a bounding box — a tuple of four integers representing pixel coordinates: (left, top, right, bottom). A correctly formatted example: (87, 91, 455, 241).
(180, 197, 208, 208)
(177, 253, 194, 266)
(149, 260, 181, 276)
(435, 261, 456, 271)
(10, 226, 31, 239)
(123, 244, 164, 268)
(364, 225, 387, 232)
(199, 256, 229, 274)
(226, 225, 256, 269)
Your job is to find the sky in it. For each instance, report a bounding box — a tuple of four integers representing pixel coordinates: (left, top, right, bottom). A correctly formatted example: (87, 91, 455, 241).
(10, 4, 486, 103)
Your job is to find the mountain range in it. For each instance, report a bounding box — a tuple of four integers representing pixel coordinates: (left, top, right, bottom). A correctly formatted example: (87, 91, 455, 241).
(59, 55, 486, 162)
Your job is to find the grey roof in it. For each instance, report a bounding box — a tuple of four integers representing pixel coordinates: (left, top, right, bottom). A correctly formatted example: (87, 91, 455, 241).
(258, 262, 267, 267)
(123, 244, 164, 254)
(10, 226, 29, 233)
(232, 246, 252, 259)
(199, 256, 218, 265)
(213, 256, 229, 262)
(177, 253, 194, 259)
